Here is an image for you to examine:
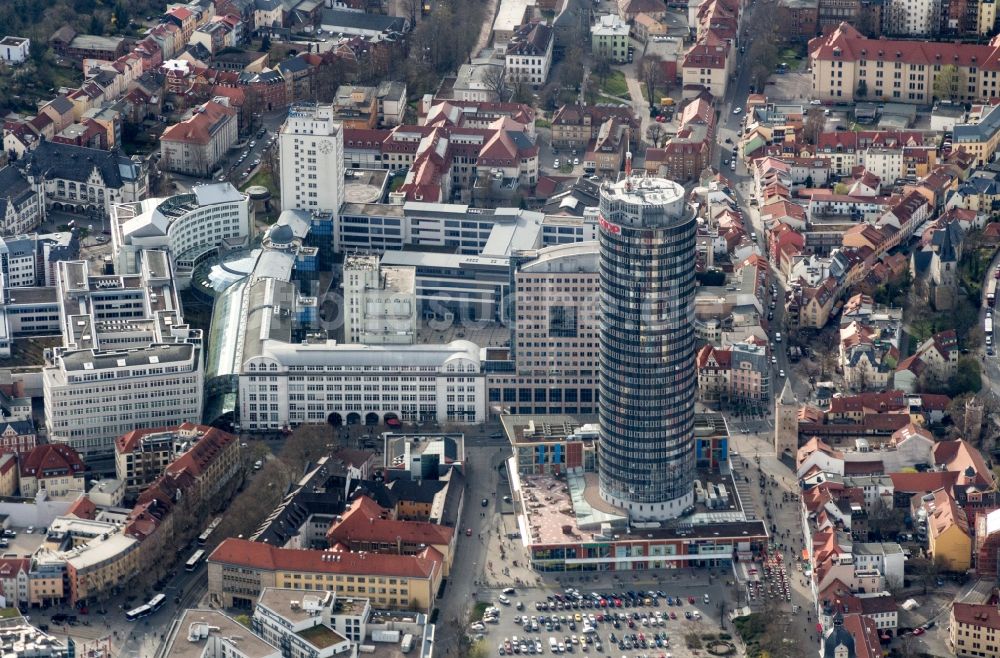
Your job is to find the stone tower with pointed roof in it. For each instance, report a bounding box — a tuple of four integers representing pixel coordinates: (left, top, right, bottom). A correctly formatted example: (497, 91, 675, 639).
(775, 378, 798, 456)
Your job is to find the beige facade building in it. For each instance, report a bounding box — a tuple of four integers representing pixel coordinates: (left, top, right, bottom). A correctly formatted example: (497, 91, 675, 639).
(952, 602, 1000, 657)
(160, 99, 238, 176)
(207, 538, 444, 613)
(809, 22, 1000, 104)
(487, 242, 600, 416)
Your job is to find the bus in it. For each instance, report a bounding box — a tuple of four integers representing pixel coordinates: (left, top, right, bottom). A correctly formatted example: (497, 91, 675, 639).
(987, 279, 997, 307)
(197, 517, 222, 546)
(147, 593, 166, 612)
(185, 549, 206, 572)
(125, 604, 151, 621)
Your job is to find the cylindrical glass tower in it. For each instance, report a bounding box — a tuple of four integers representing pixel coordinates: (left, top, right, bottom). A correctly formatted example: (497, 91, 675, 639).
(597, 174, 697, 521)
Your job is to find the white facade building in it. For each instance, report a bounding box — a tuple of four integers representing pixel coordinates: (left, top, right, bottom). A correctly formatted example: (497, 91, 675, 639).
(279, 105, 345, 213)
(883, 0, 940, 35)
(505, 23, 554, 87)
(236, 276, 484, 431)
(43, 342, 203, 458)
(852, 542, 905, 589)
(342, 254, 417, 345)
(42, 252, 204, 458)
(252, 589, 362, 658)
(0, 37, 29, 64)
(110, 183, 251, 285)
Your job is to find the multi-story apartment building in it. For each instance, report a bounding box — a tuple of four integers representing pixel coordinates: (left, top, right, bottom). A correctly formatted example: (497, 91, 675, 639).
(951, 602, 1000, 658)
(505, 23, 554, 86)
(109, 182, 251, 283)
(591, 14, 631, 63)
(43, 252, 204, 458)
(0, 558, 31, 608)
(550, 104, 637, 150)
(278, 104, 345, 213)
(0, 231, 78, 289)
(681, 35, 732, 99)
(818, 0, 883, 35)
(882, 0, 942, 35)
(115, 423, 236, 494)
(696, 338, 771, 410)
(0, 167, 42, 236)
(207, 537, 444, 612)
(160, 99, 239, 177)
(18, 444, 86, 498)
(342, 254, 417, 345)
(809, 22, 1000, 104)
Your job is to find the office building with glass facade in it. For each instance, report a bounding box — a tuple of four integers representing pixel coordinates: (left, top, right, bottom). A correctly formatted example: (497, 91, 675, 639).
(597, 174, 698, 520)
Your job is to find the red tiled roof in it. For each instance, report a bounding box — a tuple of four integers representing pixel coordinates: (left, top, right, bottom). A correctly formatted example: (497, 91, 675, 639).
(160, 100, 236, 145)
(209, 537, 443, 578)
(953, 602, 1000, 630)
(66, 495, 98, 520)
(326, 495, 454, 546)
(19, 444, 85, 479)
(810, 22, 1000, 70)
(888, 471, 959, 493)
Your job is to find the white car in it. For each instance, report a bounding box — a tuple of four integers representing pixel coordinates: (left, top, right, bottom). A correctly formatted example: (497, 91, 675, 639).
(779, 369, 785, 377)
(573, 157, 579, 166)
(733, 107, 743, 114)
(499, 596, 511, 605)
(471, 622, 486, 631)
(809, 99, 822, 105)
(554, 159, 560, 168)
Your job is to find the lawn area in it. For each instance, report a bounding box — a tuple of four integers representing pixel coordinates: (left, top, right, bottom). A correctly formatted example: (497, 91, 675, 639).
(599, 70, 629, 98)
(595, 94, 629, 107)
(535, 118, 552, 128)
(241, 168, 280, 201)
(0, 608, 20, 619)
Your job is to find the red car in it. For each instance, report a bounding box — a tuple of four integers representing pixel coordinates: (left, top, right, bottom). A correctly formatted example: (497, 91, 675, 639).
(913, 628, 925, 636)
(688, 596, 696, 604)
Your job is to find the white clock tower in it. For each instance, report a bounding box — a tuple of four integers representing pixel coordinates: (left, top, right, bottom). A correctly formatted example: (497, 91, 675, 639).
(278, 104, 345, 214)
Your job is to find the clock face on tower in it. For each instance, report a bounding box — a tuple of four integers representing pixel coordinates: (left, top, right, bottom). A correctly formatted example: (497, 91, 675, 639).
(318, 140, 334, 154)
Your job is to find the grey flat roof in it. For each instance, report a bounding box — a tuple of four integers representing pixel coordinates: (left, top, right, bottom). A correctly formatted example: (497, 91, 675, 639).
(60, 343, 195, 372)
(380, 250, 509, 270)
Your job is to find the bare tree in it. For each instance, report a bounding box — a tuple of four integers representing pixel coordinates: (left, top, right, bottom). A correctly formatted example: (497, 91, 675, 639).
(645, 123, 664, 148)
(402, 0, 421, 26)
(281, 423, 334, 476)
(802, 107, 827, 144)
(640, 55, 663, 110)
(482, 64, 508, 102)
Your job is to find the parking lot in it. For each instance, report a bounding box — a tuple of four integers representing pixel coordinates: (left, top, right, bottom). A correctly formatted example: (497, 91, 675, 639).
(472, 577, 738, 658)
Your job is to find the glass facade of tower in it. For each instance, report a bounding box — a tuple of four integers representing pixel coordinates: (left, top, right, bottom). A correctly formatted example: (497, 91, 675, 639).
(597, 176, 698, 520)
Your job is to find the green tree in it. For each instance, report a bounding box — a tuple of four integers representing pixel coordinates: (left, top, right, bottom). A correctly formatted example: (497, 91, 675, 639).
(89, 13, 105, 35)
(949, 355, 982, 396)
(260, 34, 272, 52)
(933, 64, 962, 100)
